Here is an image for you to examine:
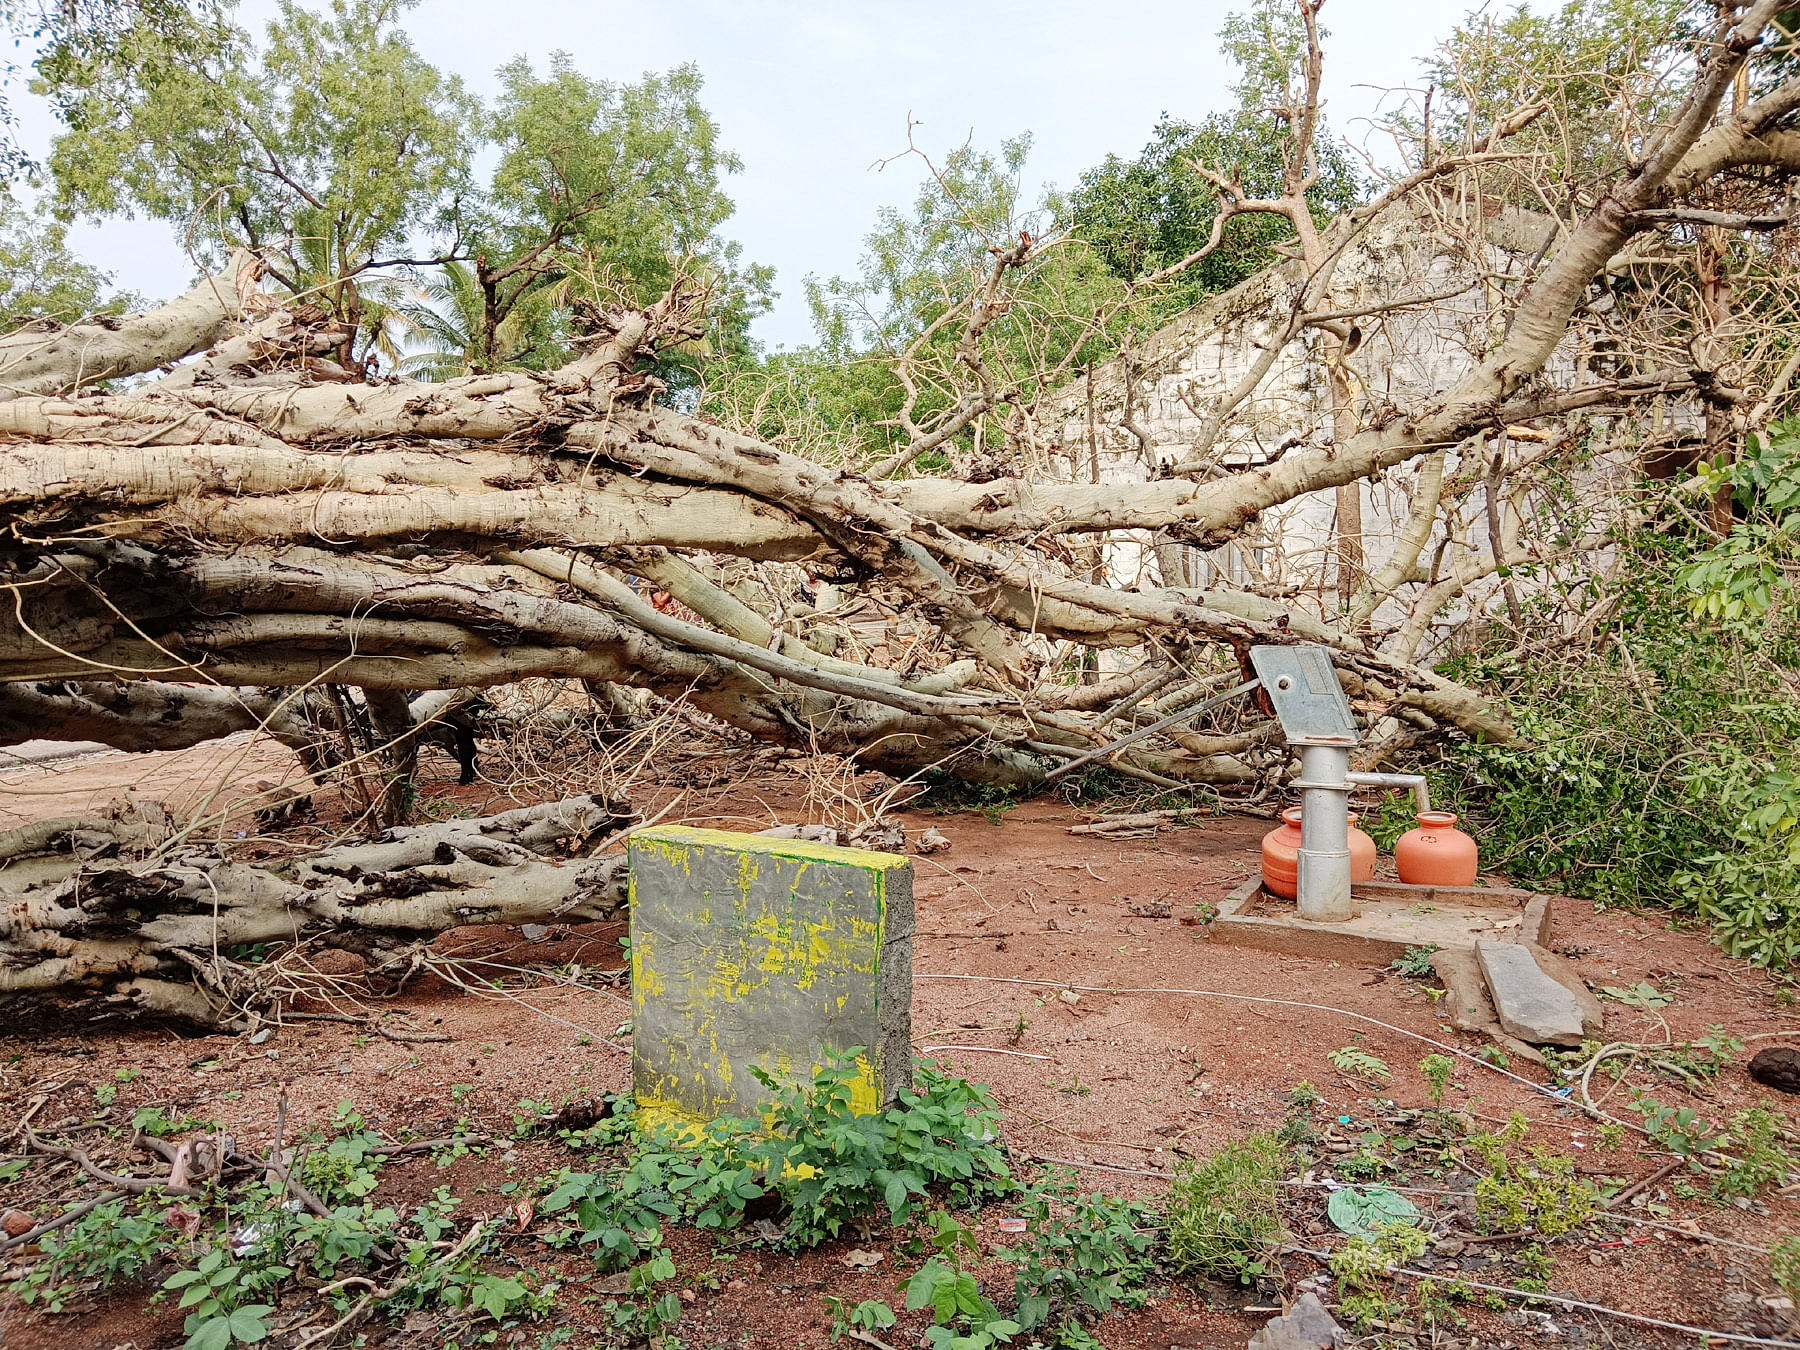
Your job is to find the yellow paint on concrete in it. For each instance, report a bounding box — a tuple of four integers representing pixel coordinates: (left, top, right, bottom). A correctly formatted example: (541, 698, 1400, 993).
(629, 824, 899, 1132)
(638, 823, 908, 872)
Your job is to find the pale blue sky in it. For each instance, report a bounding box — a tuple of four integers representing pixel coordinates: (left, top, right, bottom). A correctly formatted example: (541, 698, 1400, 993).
(11, 0, 1469, 349)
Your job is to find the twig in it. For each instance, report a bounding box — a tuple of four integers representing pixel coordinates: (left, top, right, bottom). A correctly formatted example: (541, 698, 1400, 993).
(264, 1094, 391, 1258)
(1041, 679, 1260, 783)
(1027, 1151, 1172, 1179)
(295, 1219, 486, 1349)
(24, 1126, 171, 1195)
(373, 1024, 453, 1044)
(1284, 1242, 1800, 1349)
(1605, 1157, 1686, 1209)
(0, 1189, 125, 1253)
(378, 1135, 492, 1156)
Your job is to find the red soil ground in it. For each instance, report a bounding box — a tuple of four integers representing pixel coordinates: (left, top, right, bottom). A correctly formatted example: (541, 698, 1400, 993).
(3, 747, 1798, 1348)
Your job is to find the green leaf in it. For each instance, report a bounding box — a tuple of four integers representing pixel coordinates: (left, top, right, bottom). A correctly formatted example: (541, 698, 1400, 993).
(185, 1318, 233, 1350)
(883, 1173, 909, 1215)
(227, 1305, 273, 1342)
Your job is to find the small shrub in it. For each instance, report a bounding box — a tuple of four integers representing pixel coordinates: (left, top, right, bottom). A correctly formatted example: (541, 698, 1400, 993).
(823, 1296, 898, 1342)
(1165, 1132, 1284, 1285)
(906, 1218, 1023, 1349)
(1771, 1235, 1800, 1309)
(1418, 1054, 1455, 1108)
(1330, 1221, 1432, 1329)
(162, 1248, 284, 1350)
(1391, 945, 1439, 978)
(1328, 1047, 1392, 1083)
(13, 1199, 167, 1312)
(1000, 1171, 1160, 1336)
(543, 1052, 1016, 1255)
(1473, 1145, 1597, 1236)
(750, 1052, 1014, 1247)
(1714, 1108, 1796, 1199)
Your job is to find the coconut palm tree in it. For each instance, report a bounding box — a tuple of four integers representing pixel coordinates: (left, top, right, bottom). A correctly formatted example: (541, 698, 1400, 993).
(371, 260, 568, 380)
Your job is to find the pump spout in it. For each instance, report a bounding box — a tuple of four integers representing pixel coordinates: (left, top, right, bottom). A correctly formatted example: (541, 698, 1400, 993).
(1346, 771, 1430, 815)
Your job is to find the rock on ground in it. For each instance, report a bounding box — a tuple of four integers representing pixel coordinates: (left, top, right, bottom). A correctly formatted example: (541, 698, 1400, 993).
(1247, 1291, 1344, 1350)
(1476, 939, 1584, 1046)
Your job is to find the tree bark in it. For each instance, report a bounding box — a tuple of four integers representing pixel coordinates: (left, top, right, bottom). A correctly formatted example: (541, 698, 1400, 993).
(0, 250, 259, 400)
(0, 795, 634, 1026)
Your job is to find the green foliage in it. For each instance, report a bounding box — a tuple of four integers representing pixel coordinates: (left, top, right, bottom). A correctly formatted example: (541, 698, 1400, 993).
(1330, 1221, 1432, 1329)
(0, 193, 128, 322)
(1713, 1108, 1795, 1199)
(1598, 981, 1673, 1010)
(1422, 0, 1694, 214)
(538, 1157, 683, 1272)
(1471, 1140, 1597, 1235)
(8, 1103, 562, 1343)
(12, 1198, 166, 1312)
(906, 1219, 1023, 1350)
(1437, 419, 1800, 967)
(714, 127, 1135, 474)
(823, 1296, 898, 1342)
(163, 1248, 282, 1350)
(749, 1053, 1013, 1247)
(1633, 1093, 1721, 1158)
(36, 0, 766, 383)
(132, 1106, 207, 1137)
(1327, 1046, 1392, 1083)
(1165, 1132, 1284, 1285)
(1068, 113, 1360, 329)
(300, 1105, 388, 1201)
(916, 770, 1022, 824)
(43, 0, 476, 314)
(600, 1249, 681, 1341)
(1390, 945, 1439, 979)
(999, 1171, 1160, 1337)
(1771, 1235, 1800, 1308)
(1418, 1054, 1456, 1109)
(542, 1054, 1011, 1257)
(1066, 0, 1363, 326)
(410, 56, 769, 383)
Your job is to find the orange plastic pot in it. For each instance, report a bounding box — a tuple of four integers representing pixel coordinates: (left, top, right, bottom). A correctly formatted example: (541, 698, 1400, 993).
(1348, 812, 1378, 883)
(1395, 810, 1478, 886)
(1263, 806, 1378, 898)
(1261, 807, 1304, 898)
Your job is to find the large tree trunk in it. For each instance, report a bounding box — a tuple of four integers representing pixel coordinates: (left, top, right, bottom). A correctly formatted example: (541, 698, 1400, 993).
(0, 250, 259, 400)
(0, 795, 634, 1026)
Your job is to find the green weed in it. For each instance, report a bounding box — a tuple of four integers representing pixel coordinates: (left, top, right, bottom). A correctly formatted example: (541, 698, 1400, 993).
(1000, 1170, 1160, 1339)
(1165, 1132, 1284, 1285)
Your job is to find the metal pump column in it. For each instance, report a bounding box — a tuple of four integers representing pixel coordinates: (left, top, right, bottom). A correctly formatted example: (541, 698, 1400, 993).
(1294, 744, 1354, 921)
(1248, 645, 1362, 923)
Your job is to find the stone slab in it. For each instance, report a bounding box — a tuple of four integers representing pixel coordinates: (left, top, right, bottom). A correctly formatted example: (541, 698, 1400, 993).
(628, 825, 913, 1133)
(1248, 1292, 1344, 1350)
(1523, 941, 1604, 1038)
(1476, 939, 1584, 1046)
(1430, 947, 1499, 1033)
(1428, 947, 1546, 1066)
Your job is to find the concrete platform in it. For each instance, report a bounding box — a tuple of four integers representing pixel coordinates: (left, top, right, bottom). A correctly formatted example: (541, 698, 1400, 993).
(1211, 873, 1551, 964)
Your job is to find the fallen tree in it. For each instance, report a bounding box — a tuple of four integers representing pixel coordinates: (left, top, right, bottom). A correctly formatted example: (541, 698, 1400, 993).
(4, 0, 1800, 1016)
(0, 795, 633, 1026)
